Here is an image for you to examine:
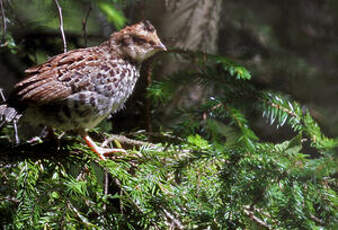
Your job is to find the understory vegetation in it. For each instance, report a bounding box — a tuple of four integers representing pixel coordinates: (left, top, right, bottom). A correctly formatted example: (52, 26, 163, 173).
(1, 50, 337, 229)
(0, 0, 337, 229)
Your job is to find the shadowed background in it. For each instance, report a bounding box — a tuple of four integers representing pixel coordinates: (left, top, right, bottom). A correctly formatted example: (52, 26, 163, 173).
(0, 0, 337, 141)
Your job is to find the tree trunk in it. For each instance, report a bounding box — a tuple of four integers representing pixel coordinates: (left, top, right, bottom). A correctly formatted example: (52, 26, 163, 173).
(161, 0, 221, 53)
(145, 0, 222, 116)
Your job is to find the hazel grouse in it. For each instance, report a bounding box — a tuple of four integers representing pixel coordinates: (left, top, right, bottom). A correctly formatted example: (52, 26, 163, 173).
(0, 20, 166, 160)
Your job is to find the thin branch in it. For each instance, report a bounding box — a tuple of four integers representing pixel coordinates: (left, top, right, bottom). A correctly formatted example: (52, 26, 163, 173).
(128, 131, 185, 145)
(101, 134, 155, 148)
(67, 201, 91, 226)
(13, 119, 20, 145)
(82, 5, 91, 47)
(103, 171, 108, 211)
(76, 165, 89, 180)
(310, 214, 325, 226)
(243, 208, 271, 229)
(162, 208, 184, 230)
(0, 88, 6, 102)
(0, 196, 19, 203)
(113, 178, 124, 214)
(53, 0, 67, 53)
(269, 102, 297, 118)
(0, 0, 6, 42)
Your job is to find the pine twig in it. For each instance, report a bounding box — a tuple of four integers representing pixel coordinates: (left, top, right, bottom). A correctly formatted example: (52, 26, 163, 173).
(243, 208, 271, 229)
(13, 119, 19, 144)
(76, 165, 89, 180)
(101, 134, 155, 148)
(128, 130, 185, 144)
(102, 170, 109, 211)
(0, 196, 19, 203)
(0, 88, 6, 102)
(113, 178, 124, 214)
(310, 214, 325, 226)
(53, 0, 67, 53)
(82, 5, 91, 48)
(67, 201, 91, 227)
(0, 0, 6, 42)
(162, 207, 184, 230)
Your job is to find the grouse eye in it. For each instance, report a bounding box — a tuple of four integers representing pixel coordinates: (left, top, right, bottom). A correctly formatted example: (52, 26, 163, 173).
(121, 37, 132, 46)
(132, 36, 147, 44)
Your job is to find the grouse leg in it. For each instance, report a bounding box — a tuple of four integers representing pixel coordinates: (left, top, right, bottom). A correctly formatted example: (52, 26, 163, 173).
(82, 133, 127, 160)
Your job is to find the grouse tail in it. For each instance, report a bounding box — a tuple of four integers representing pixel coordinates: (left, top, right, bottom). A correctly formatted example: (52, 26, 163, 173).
(0, 88, 22, 144)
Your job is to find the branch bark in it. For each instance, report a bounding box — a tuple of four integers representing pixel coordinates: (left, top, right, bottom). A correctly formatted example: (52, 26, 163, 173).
(101, 134, 155, 148)
(243, 207, 271, 229)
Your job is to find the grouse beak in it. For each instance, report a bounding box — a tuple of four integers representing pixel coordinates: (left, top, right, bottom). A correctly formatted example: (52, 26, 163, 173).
(154, 41, 167, 51)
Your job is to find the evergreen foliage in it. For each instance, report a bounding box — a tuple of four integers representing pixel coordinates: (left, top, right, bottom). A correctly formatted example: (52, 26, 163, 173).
(0, 1, 337, 229)
(1, 49, 337, 229)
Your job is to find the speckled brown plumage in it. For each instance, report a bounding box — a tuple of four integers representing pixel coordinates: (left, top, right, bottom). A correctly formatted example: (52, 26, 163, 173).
(0, 20, 166, 160)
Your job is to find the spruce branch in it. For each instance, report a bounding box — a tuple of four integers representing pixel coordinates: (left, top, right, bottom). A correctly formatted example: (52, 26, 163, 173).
(261, 92, 302, 130)
(268, 101, 297, 118)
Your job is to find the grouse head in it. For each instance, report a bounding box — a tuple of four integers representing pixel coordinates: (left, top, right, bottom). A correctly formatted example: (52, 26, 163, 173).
(111, 20, 167, 63)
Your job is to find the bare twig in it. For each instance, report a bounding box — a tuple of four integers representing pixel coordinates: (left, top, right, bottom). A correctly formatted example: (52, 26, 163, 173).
(243, 208, 271, 229)
(53, 0, 67, 53)
(0, 0, 6, 42)
(76, 165, 89, 180)
(101, 134, 155, 148)
(113, 178, 124, 214)
(130, 131, 185, 143)
(310, 214, 325, 226)
(13, 119, 20, 145)
(0, 88, 6, 102)
(0, 196, 19, 203)
(82, 5, 91, 47)
(102, 171, 108, 211)
(269, 102, 297, 118)
(162, 208, 184, 230)
(67, 201, 91, 226)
